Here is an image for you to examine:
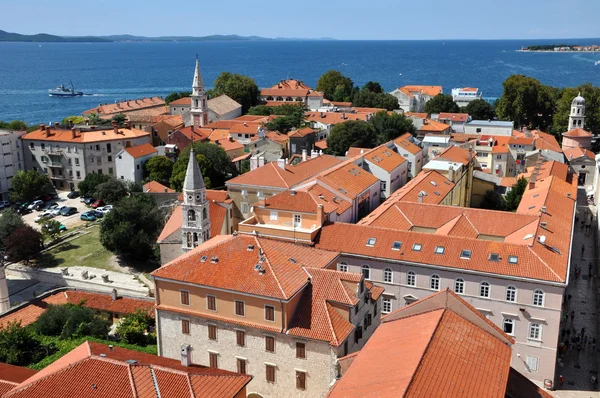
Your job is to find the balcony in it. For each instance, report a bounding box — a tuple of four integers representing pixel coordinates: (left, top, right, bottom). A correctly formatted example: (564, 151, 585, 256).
(238, 216, 320, 243)
(43, 147, 63, 155)
(47, 161, 63, 168)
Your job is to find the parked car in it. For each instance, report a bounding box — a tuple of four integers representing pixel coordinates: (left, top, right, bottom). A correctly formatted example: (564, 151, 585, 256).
(34, 202, 46, 211)
(67, 191, 80, 199)
(60, 207, 77, 216)
(80, 196, 90, 203)
(97, 205, 113, 214)
(40, 195, 53, 202)
(0, 203, 5, 211)
(1, 200, 11, 207)
(91, 210, 104, 218)
(80, 211, 96, 222)
(17, 207, 32, 215)
(42, 223, 67, 234)
(34, 211, 54, 223)
(51, 206, 67, 216)
(46, 203, 59, 210)
(91, 200, 104, 209)
(28, 200, 43, 210)
(83, 197, 96, 206)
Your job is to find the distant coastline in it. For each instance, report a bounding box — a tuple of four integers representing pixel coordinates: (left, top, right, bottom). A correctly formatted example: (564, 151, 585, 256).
(518, 44, 600, 53)
(0, 29, 335, 43)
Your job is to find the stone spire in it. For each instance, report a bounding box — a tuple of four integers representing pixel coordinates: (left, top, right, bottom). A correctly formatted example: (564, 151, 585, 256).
(192, 55, 204, 90)
(568, 91, 586, 130)
(184, 147, 205, 191)
(191, 56, 209, 129)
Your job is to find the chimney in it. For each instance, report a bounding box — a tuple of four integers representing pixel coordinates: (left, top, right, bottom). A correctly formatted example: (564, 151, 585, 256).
(529, 174, 536, 190)
(342, 113, 346, 120)
(71, 128, 77, 139)
(68, 119, 74, 128)
(40, 124, 46, 131)
(276, 158, 285, 170)
(468, 147, 473, 162)
(250, 155, 259, 171)
(418, 192, 424, 203)
(124, 121, 130, 129)
(258, 156, 265, 167)
(111, 288, 118, 301)
(244, 122, 248, 127)
(302, 149, 307, 161)
(90, 125, 96, 131)
(448, 165, 455, 182)
(317, 204, 325, 226)
(181, 344, 192, 367)
(54, 122, 59, 129)
(113, 122, 119, 134)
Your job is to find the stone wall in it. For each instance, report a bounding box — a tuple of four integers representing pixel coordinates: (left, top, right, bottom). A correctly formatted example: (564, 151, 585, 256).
(157, 309, 336, 398)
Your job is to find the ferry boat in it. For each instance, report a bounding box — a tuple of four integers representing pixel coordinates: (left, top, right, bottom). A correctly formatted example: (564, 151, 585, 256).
(48, 82, 83, 97)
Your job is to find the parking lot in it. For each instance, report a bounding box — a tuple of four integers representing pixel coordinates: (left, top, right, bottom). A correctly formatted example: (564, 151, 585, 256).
(6, 192, 94, 231)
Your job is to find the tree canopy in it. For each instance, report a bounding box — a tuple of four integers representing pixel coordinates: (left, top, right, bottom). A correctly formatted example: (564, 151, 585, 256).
(170, 142, 235, 191)
(352, 82, 399, 111)
(0, 208, 25, 249)
(60, 116, 86, 127)
(111, 113, 127, 127)
(495, 75, 557, 131)
(0, 120, 28, 131)
(144, 156, 173, 186)
(248, 103, 306, 117)
(553, 84, 600, 136)
(94, 178, 129, 204)
(78, 173, 110, 197)
(462, 99, 495, 120)
(100, 195, 163, 260)
(41, 220, 63, 242)
(116, 310, 155, 346)
(6, 226, 43, 263)
(35, 304, 110, 340)
(424, 93, 460, 114)
(207, 72, 259, 113)
(369, 111, 416, 142)
(10, 170, 52, 202)
(504, 177, 528, 211)
(0, 321, 47, 366)
(165, 91, 192, 104)
(326, 121, 378, 156)
(316, 70, 354, 101)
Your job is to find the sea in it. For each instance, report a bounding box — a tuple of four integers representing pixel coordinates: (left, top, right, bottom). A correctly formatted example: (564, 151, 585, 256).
(1, 39, 600, 124)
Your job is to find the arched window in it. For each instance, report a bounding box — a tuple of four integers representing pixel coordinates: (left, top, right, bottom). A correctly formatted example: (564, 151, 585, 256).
(286, 97, 293, 101)
(503, 318, 515, 335)
(430, 275, 440, 291)
(186, 232, 192, 247)
(267, 96, 273, 101)
(188, 209, 196, 221)
(529, 323, 541, 340)
(382, 298, 392, 314)
(276, 96, 283, 101)
(361, 265, 370, 280)
(506, 286, 516, 302)
(479, 282, 490, 298)
(203, 207, 208, 220)
(532, 290, 544, 307)
(384, 268, 393, 283)
(193, 233, 198, 247)
(338, 262, 348, 272)
(454, 278, 464, 294)
(407, 271, 416, 286)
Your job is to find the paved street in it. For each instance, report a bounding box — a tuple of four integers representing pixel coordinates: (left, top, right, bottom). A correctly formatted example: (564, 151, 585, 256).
(554, 188, 600, 398)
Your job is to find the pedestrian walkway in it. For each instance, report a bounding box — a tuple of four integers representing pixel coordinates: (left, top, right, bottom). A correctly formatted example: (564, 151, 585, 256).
(554, 188, 600, 397)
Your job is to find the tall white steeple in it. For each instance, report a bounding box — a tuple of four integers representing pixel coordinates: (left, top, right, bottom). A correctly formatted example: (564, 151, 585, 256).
(191, 56, 209, 129)
(0, 265, 9, 313)
(568, 92, 586, 130)
(181, 147, 211, 252)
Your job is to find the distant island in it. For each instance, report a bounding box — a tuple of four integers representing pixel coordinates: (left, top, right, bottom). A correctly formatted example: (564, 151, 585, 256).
(518, 44, 600, 52)
(0, 29, 335, 43)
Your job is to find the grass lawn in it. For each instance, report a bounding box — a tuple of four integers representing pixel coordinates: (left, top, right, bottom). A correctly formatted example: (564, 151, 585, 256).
(36, 226, 117, 271)
(30, 335, 157, 370)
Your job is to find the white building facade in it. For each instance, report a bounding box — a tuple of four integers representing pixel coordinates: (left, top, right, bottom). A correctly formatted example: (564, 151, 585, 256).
(0, 129, 25, 201)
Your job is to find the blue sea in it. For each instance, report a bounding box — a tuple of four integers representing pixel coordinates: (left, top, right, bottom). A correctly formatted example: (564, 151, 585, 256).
(1, 39, 600, 124)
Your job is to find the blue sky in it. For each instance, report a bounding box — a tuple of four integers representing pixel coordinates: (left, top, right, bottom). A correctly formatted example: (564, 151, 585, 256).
(1, 0, 598, 40)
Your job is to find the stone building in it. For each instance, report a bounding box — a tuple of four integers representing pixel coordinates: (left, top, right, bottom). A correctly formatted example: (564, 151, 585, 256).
(0, 129, 25, 201)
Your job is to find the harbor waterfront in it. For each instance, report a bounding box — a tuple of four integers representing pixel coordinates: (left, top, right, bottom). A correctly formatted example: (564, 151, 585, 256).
(1, 38, 600, 123)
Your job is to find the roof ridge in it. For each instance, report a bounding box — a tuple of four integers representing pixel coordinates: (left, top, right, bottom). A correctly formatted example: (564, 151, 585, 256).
(125, 363, 138, 397)
(185, 371, 195, 398)
(396, 206, 413, 227)
(156, 235, 237, 272)
(528, 246, 562, 281)
(324, 302, 341, 346)
(462, 214, 480, 236)
(337, 278, 354, 304)
(253, 236, 287, 299)
(270, 162, 291, 188)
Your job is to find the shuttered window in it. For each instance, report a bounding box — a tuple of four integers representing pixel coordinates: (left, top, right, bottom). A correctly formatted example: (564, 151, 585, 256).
(181, 319, 190, 335)
(235, 301, 245, 316)
(265, 336, 275, 352)
(296, 342, 306, 359)
(180, 290, 190, 305)
(266, 365, 276, 383)
(237, 358, 246, 374)
(209, 352, 218, 368)
(236, 330, 245, 346)
(296, 371, 306, 390)
(265, 305, 275, 321)
(208, 324, 217, 340)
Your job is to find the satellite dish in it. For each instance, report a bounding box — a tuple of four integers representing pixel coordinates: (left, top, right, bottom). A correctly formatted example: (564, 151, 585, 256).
(538, 235, 546, 244)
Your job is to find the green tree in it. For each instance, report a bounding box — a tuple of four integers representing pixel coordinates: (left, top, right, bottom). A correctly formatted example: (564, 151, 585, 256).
(60, 115, 86, 127)
(170, 142, 235, 191)
(504, 177, 528, 211)
(352, 89, 399, 111)
(41, 220, 63, 241)
(424, 93, 460, 114)
(209, 72, 259, 113)
(10, 170, 52, 202)
(87, 113, 108, 126)
(94, 178, 128, 204)
(316, 70, 354, 101)
(480, 190, 505, 210)
(35, 304, 110, 339)
(165, 91, 192, 104)
(552, 84, 600, 135)
(495, 75, 557, 131)
(6, 226, 43, 263)
(0, 120, 30, 131)
(100, 195, 163, 260)
(144, 156, 173, 186)
(463, 99, 496, 120)
(78, 173, 110, 197)
(0, 321, 48, 366)
(326, 121, 378, 156)
(111, 113, 127, 127)
(0, 208, 25, 249)
(248, 103, 306, 117)
(369, 111, 416, 143)
(362, 81, 384, 94)
(116, 310, 155, 346)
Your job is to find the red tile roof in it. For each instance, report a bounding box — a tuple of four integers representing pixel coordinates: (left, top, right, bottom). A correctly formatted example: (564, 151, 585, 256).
(123, 143, 157, 159)
(346, 147, 369, 157)
(435, 145, 471, 165)
(21, 126, 150, 144)
(314, 139, 328, 150)
(288, 127, 317, 138)
(304, 183, 352, 216)
(419, 118, 451, 133)
(143, 181, 175, 193)
(398, 85, 443, 98)
(4, 341, 250, 398)
(226, 155, 343, 189)
(168, 97, 191, 106)
(0, 363, 37, 395)
(214, 137, 244, 152)
(438, 112, 469, 122)
(83, 97, 165, 115)
(564, 146, 595, 160)
(329, 289, 513, 398)
(393, 133, 422, 155)
(318, 163, 379, 199)
(362, 145, 406, 172)
(563, 127, 592, 137)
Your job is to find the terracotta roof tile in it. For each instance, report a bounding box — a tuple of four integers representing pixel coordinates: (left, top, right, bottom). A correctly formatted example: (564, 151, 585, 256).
(169, 97, 191, 106)
(304, 183, 352, 216)
(435, 145, 471, 165)
(83, 97, 165, 115)
(21, 127, 150, 144)
(0, 363, 37, 385)
(318, 163, 379, 199)
(438, 113, 469, 122)
(213, 138, 244, 152)
(363, 145, 406, 172)
(255, 190, 317, 213)
(288, 127, 317, 138)
(420, 118, 451, 133)
(399, 85, 443, 98)
(393, 133, 422, 155)
(403, 112, 428, 118)
(314, 139, 328, 150)
(346, 147, 369, 157)
(143, 181, 175, 193)
(563, 127, 592, 137)
(564, 147, 595, 160)
(124, 143, 157, 159)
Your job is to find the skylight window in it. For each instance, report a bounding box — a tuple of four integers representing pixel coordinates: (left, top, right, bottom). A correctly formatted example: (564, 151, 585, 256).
(289, 258, 297, 264)
(200, 255, 208, 262)
(430, 181, 438, 186)
(434, 246, 445, 254)
(392, 241, 402, 251)
(523, 234, 534, 240)
(366, 238, 377, 247)
(489, 253, 500, 262)
(528, 205, 535, 210)
(413, 243, 422, 252)
(460, 249, 472, 259)
(508, 256, 518, 264)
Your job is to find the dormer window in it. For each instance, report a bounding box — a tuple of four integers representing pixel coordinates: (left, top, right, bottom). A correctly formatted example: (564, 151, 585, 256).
(366, 238, 376, 247)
